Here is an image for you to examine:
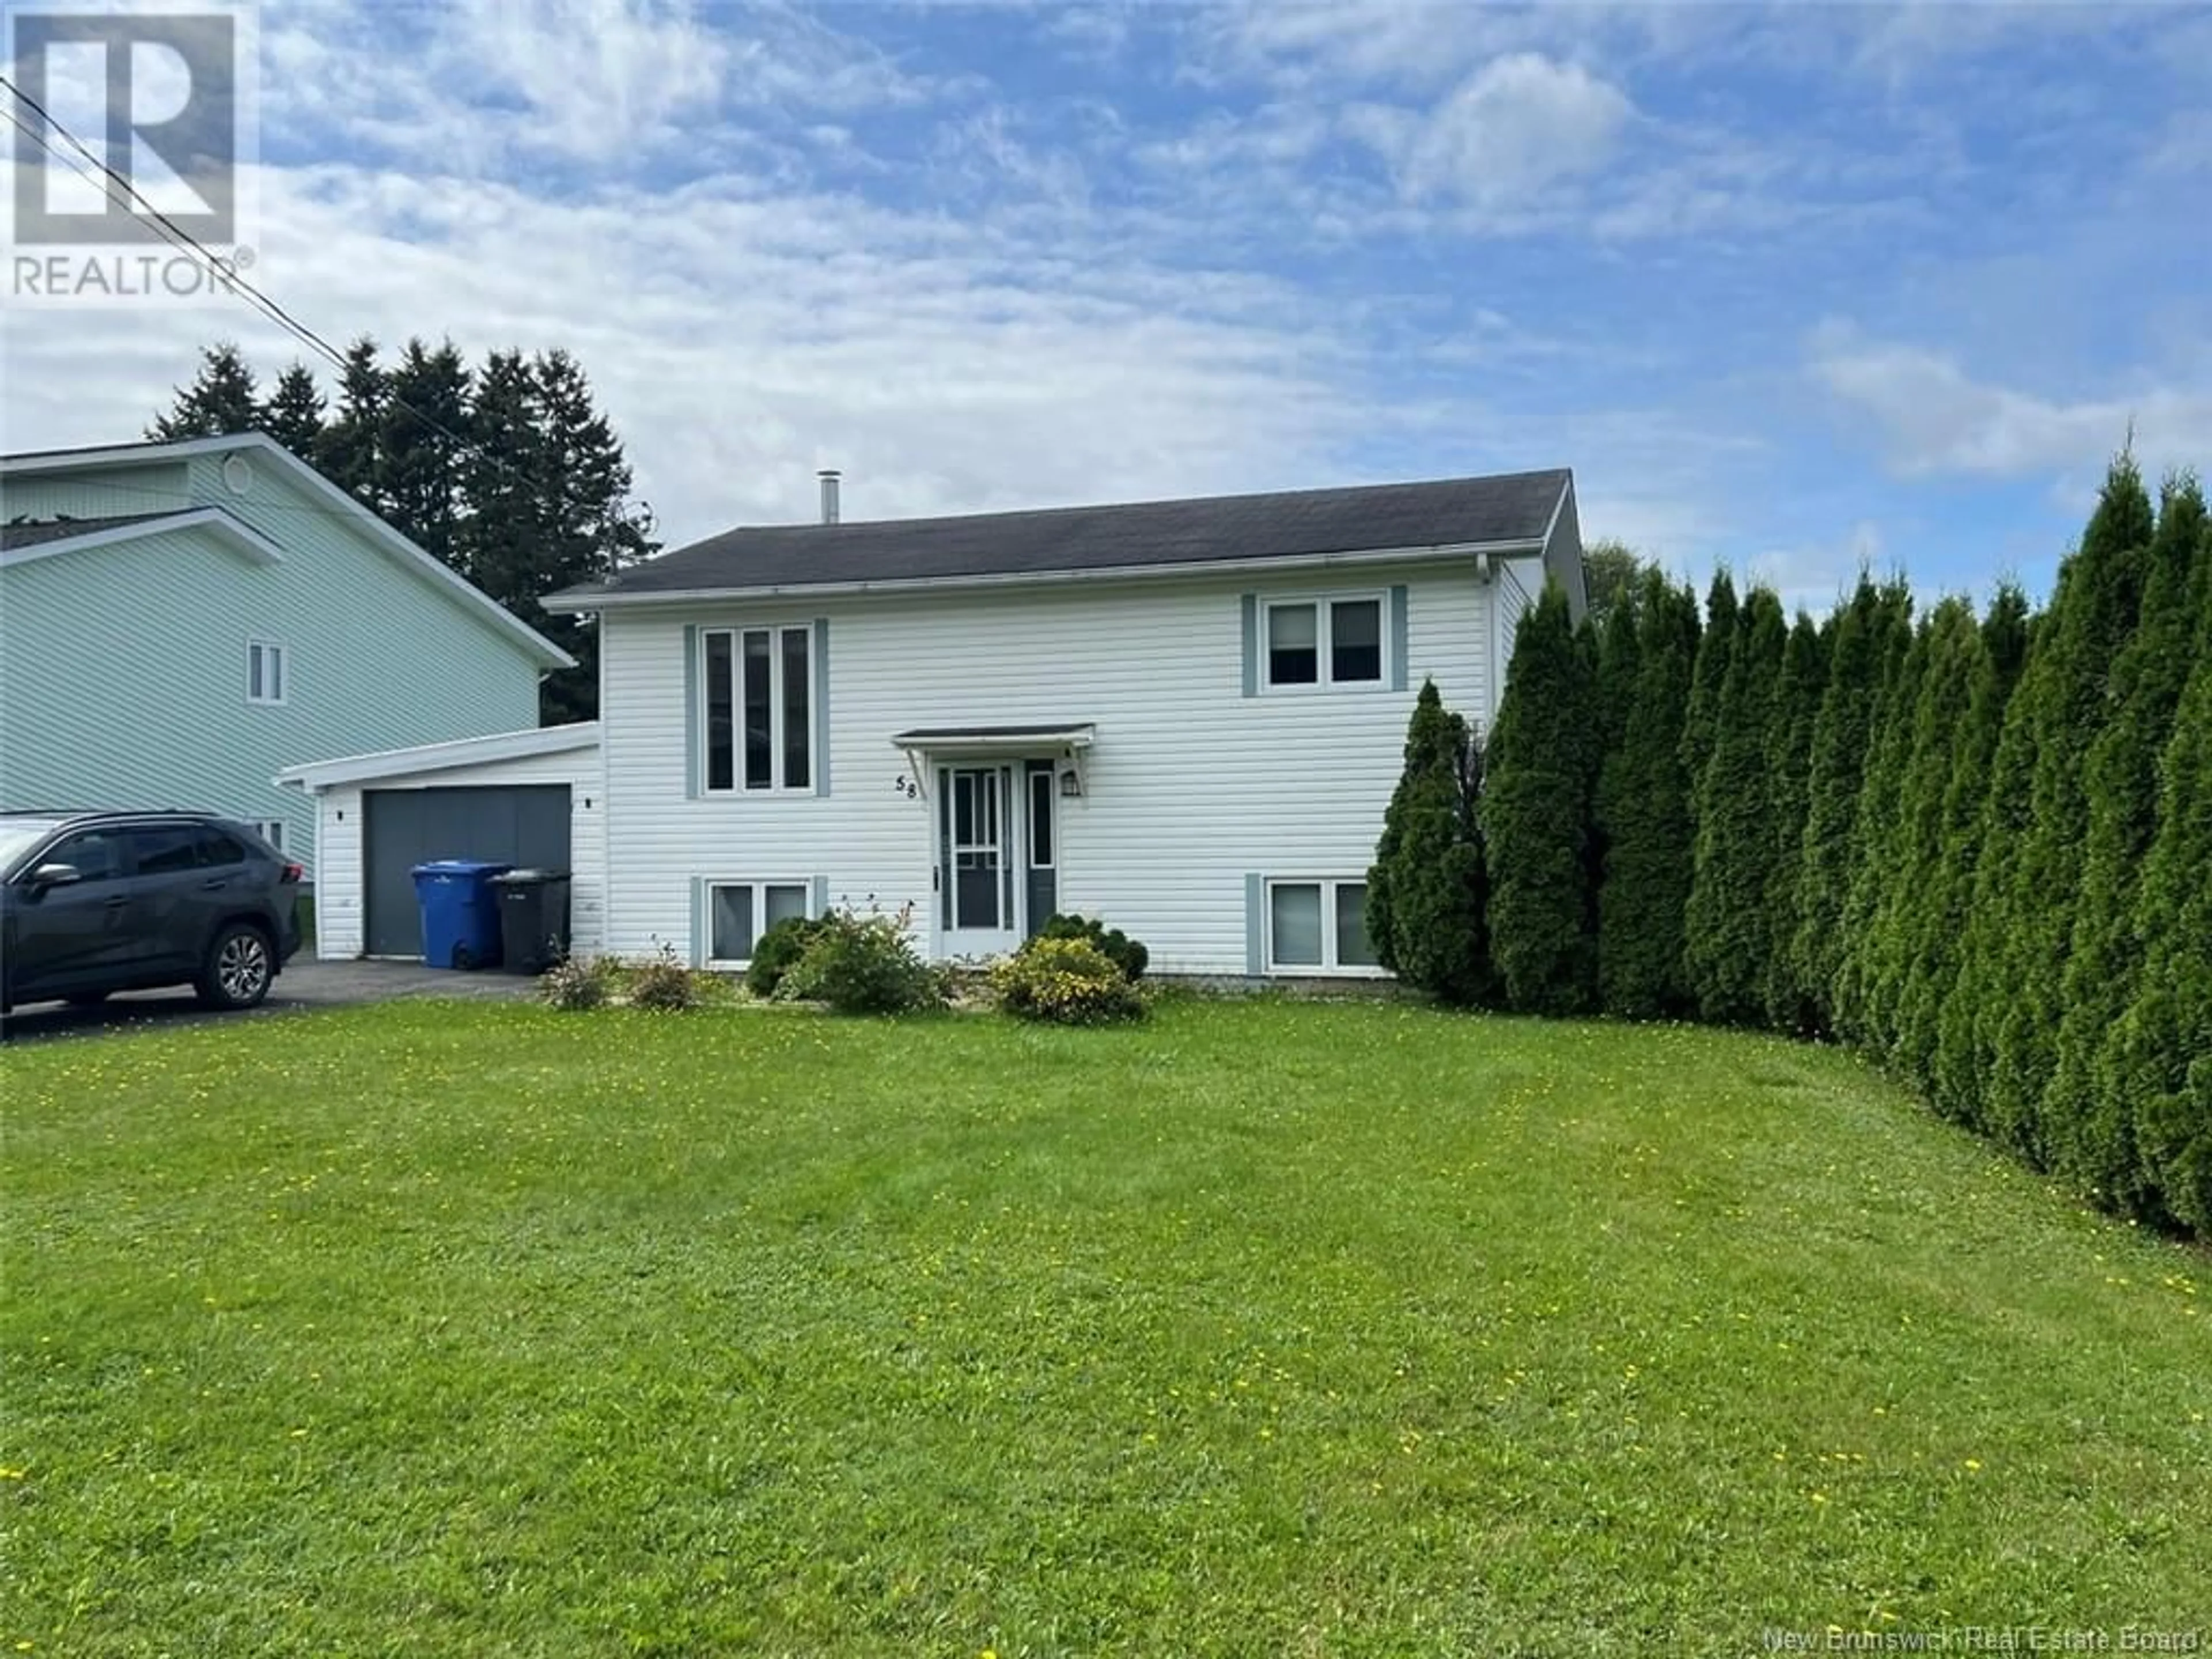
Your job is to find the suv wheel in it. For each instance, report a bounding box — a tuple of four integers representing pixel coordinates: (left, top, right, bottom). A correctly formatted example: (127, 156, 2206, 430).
(198, 922, 274, 1010)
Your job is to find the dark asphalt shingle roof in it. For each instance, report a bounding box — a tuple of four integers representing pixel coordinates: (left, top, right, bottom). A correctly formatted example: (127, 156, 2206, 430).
(1, 510, 192, 551)
(565, 469, 1572, 600)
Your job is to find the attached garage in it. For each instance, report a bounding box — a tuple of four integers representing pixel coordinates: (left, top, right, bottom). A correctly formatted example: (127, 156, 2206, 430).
(277, 724, 602, 961)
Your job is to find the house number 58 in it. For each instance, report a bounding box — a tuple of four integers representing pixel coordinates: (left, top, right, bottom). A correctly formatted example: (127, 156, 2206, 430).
(893, 775, 919, 799)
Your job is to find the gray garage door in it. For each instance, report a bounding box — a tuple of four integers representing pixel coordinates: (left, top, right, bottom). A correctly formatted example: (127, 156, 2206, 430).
(363, 785, 572, 957)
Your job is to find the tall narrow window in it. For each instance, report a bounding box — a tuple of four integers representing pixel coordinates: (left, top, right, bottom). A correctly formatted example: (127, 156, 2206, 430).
(742, 630, 773, 790)
(1330, 599, 1383, 683)
(1267, 603, 1319, 685)
(705, 632, 735, 791)
(781, 627, 811, 790)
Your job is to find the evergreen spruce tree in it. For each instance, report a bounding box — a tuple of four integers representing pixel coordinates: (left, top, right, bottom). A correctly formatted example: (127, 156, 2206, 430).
(1831, 584, 1921, 1048)
(1858, 597, 1979, 1067)
(314, 336, 388, 511)
(1790, 574, 1891, 1036)
(1981, 454, 2156, 1163)
(1683, 588, 1787, 1025)
(2096, 522, 2212, 1233)
(1899, 584, 2028, 1097)
(1679, 571, 1739, 806)
(529, 349, 655, 721)
(377, 338, 472, 573)
(457, 348, 547, 607)
(1366, 681, 1495, 1005)
(1759, 611, 1831, 1034)
(1484, 585, 1601, 1014)
(2046, 476, 2209, 1209)
(147, 342, 261, 438)
(1597, 570, 1701, 1018)
(259, 362, 326, 460)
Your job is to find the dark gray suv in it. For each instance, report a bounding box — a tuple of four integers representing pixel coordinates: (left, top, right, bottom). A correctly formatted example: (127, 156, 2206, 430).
(0, 810, 304, 1016)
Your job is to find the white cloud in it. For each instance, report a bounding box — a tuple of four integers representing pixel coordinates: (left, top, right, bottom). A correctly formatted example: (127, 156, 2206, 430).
(1809, 323, 2212, 483)
(1362, 54, 1634, 209)
(1747, 522, 1885, 619)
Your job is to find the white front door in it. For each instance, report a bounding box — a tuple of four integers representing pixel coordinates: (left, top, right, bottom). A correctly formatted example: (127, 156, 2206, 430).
(938, 764, 1021, 957)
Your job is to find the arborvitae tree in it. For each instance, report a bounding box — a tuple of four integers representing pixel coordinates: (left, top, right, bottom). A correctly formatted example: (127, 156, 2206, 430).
(1856, 597, 1979, 1065)
(1899, 584, 2029, 1098)
(1484, 585, 1601, 1014)
(1935, 607, 2048, 1132)
(1683, 587, 1787, 1025)
(1366, 680, 1496, 1005)
(1597, 570, 1701, 1018)
(2097, 527, 2212, 1233)
(259, 362, 325, 460)
(1790, 574, 1892, 1036)
(315, 336, 388, 510)
(2046, 476, 2209, 1209)
(1760, 611, 1831, 1034)
(147, 341, 261, 438)
(1831, 585, 1922, 1049)
(1982, 454, 2156, 1162)
(377, 337, 472, 573)
(1679, 571, 1739, 807)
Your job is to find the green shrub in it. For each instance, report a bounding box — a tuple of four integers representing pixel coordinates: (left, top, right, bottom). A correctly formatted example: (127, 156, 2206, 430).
(628, 942, 702, 1011)
(746, 915, 827, 998)
(993, 936, 1146, 1025)
(1039, 912, 1149, 981)
(779, 905, 944, 1015)
(538, 953, 617, 1011)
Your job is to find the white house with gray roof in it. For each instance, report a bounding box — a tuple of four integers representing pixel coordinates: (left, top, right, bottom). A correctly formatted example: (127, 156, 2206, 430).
(533, 467, 1585, 979)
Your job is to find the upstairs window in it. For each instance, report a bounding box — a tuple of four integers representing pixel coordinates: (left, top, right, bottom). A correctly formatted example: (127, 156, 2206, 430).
(702, 626, 813, 793)
(1263, 596, 1386, 691)
(248, 640, 287, 705)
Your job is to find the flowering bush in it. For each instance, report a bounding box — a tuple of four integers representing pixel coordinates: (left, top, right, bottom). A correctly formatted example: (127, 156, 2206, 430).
(538, 952, 618, 1011)
(779, 904, 945, 1015)
(992, 936, 1146, 1025)
(628, 941, 703, 1011)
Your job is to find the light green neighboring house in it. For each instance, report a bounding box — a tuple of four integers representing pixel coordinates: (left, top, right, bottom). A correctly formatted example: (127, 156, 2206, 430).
(0, 431, 571, 876)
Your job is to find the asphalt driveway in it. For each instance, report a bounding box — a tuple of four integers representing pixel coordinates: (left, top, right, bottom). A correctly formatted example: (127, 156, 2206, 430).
(1, 957, 540, 1044)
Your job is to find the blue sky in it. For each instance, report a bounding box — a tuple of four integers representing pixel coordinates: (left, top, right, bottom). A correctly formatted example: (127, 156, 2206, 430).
(6, 1, 2210, 611)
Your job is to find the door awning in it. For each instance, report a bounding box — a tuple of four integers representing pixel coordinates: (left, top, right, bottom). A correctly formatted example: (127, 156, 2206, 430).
(890, 724, 1096, 796)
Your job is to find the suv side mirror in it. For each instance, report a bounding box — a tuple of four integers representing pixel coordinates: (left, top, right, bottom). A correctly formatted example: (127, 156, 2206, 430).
(25, 862, 83, 893)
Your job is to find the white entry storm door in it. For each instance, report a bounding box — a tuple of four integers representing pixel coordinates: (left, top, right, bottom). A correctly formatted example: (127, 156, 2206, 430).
(938, 763, 1028, 958)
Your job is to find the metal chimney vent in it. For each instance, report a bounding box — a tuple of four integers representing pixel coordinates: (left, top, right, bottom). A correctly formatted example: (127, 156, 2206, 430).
(818, 469, 842, 525)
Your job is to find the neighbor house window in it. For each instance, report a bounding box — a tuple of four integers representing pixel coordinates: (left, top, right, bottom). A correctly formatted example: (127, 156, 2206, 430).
(702, 626, 813, 791)
(1266, 878, 1380, 973)
(1263, 596, 1385, 690)
(706, 880, 812, 965)
(248, 639, 287, 705)
(251, 819, 285, 852)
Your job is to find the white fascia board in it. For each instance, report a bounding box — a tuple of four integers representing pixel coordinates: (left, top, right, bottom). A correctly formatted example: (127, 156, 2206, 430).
(543, 536, 1548, 613)
(275, 721, 600, 793)
(0, 506, 285, 569)
(3, 432, 576, 671)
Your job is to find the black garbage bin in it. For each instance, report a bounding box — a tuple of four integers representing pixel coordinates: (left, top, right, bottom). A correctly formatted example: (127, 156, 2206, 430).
(492, 869, 574, 975)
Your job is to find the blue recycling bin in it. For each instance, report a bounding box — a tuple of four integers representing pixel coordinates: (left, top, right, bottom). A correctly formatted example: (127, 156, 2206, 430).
(411, 859, 513, 969)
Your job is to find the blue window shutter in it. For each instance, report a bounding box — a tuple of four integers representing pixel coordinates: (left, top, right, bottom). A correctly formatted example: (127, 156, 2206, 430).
(1244, 873, 1264, 976)
(1389, 585, 1410, 692)
(683, 624, 701, 799)
(690, 876, 707, 967)
(811, 874, 828, 916)
(1240, 594, 1259, 698)
(813, 618, 831, 797)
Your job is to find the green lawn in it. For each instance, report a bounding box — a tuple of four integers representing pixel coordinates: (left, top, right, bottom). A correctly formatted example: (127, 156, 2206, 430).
(3, 999, 2206, 1656)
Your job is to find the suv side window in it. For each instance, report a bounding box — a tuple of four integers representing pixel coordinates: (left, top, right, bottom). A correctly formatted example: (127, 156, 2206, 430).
(193, 829, 248, 867)
(46, 829, 130, 883)
(131, 826, 203, 876)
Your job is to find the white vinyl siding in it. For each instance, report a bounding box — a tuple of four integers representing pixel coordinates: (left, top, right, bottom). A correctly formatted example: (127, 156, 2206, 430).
(596, 559, 1507, 977)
